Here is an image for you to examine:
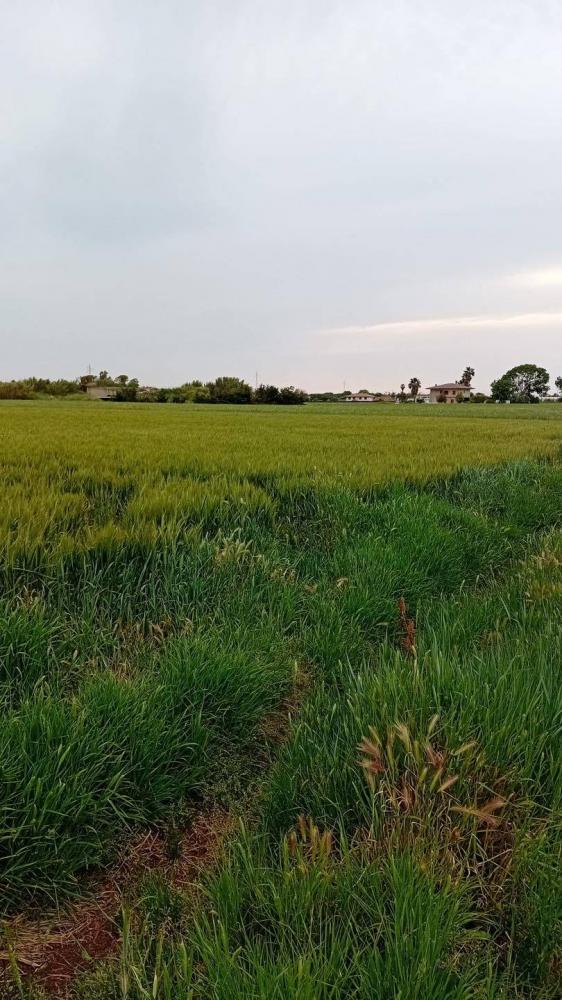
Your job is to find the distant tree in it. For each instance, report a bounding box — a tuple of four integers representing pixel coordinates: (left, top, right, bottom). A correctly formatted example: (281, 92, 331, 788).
(277, 386, 307, 405)
(25, 377, 79, 397)
(115, 379, 138, 402)
(193, 384, 211, 402)
(49, 379, 81, 396)
(115, 374, 129, 385)
(308, 391, 350, 402)
(358, 388, 370, 394)
(555, 375, 562, 393)
(489, 376, 512, 403)
(399, 383, 406, 401)
(408, 377, 421, 398)
(0, 382, 34, 399)
(171, 380, 203, 402)
(254, 383, 280, 404)
(97, 370, 111, 385)
(460, 366, 475, 386)
(155, 388, 169, 403)
(79, 374, 96, 390)
(491, 364, 549, 403)
(203, 376, 253, 404)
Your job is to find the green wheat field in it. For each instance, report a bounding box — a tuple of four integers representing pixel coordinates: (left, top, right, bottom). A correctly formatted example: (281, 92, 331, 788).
(1, 400, 561, 998)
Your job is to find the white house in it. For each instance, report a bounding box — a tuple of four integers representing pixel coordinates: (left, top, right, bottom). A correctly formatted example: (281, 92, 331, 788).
(345, 392, 378, 403)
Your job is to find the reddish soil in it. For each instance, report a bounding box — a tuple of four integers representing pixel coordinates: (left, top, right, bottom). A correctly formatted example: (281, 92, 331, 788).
(0, 810, 234, 997)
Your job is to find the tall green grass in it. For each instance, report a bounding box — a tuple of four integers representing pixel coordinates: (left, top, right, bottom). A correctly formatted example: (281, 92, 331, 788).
(0, 402, 560, 996)
(69, 505, 560, 1000)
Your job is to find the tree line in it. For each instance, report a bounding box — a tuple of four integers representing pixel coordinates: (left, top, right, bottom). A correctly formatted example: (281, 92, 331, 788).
(0, 364, 560, 404)
(143, 377, 307, 405)
(0, 373, 308, 405)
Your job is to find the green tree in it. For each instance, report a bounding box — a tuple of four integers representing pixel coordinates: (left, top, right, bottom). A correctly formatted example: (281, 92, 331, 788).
(193, 384, 211, 402)
(489, 376, 511, 403)
(555, 376, 562, 393)
(254, 384, 280, 404)
(460, 366, 475, 386)
(115, 378, 139, 402)
(277, 386, 307, 405)
(0, 382, 34, 399)
(408, 377, 421, 398)
(173, 381, 203, 402)
(203, 377, 253, 404)
(491, 364, 549, 403)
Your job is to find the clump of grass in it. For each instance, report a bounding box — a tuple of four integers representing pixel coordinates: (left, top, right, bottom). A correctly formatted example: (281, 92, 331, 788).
(98, 833, 495, 999)
(133, 873, 186, 933)
(0, 636, 291, 911)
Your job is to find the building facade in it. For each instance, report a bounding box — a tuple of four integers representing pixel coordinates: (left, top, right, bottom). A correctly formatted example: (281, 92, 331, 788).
(85, 385, 118, 400)
(427, 383, 472, 403)
(345, 392, 377, 402)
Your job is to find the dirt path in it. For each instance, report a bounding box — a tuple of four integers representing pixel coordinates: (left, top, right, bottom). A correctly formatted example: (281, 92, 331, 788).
(0, 810, 235, 996)
(0, 666, 309, 996)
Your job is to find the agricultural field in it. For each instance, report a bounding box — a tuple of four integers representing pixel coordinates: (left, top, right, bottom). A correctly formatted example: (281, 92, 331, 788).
(0, 399, 561, 999)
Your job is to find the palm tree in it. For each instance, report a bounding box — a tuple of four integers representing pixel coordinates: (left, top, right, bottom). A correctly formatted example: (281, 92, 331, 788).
(408, 377, 421, 398)
(460, 366, 475, 386)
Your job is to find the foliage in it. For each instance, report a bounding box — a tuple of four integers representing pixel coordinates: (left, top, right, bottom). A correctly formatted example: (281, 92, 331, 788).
(491, 364, 550, 403)
(0, 372, 142, 400)
(0, 378, 79, 398)
(276, 385, 307, 405)
(0, 382, 35, 400)
(308, 391, 351, 402)
(460, 365, 475, 386)
(254, 383, 280, 403)
(115, 379, 139, 402)
(196, 380, 308, 404)
(201, 376, 254, 404)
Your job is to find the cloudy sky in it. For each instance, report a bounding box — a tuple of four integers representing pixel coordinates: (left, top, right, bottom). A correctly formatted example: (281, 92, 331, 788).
(2, 1, 561, 392)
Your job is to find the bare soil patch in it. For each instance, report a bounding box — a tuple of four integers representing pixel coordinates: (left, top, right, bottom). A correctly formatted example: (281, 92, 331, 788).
(0, 810, 234, 996)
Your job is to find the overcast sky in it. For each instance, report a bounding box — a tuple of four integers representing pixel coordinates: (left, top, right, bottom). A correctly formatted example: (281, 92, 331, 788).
(2, 1, 561, 391)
